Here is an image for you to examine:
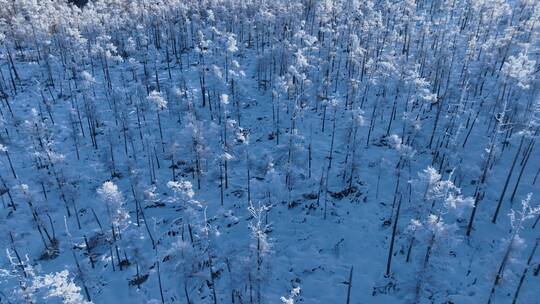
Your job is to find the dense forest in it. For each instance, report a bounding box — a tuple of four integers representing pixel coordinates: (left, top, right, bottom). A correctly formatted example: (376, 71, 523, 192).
(0, 0, 539, 303)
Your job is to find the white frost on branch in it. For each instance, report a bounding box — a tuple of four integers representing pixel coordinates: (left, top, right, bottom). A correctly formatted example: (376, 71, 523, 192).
(167, 180, 195, 200)
(220, 93, 229, 105)
(444, 193, 474, 216)
(280, 286, 301, 304)
(248, 201, 271, 256)
(502, 52, 536, 89)
(509, 193, 540, 231)
(388, 134, 415, 158)
(80, 71, 95, 84)
(32, 270, 91, 304)
(97, 181, 123, 205)
(97, 181, 130, 229)
(227, 34, 238, 53)
(148, 90, 167, 109)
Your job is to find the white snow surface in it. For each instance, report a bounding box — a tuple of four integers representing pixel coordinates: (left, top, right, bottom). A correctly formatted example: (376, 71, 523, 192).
(0, 1, 539, 304)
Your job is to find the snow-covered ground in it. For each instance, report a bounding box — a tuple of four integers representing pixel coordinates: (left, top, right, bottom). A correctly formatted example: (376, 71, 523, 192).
(0, 1, 539, 303)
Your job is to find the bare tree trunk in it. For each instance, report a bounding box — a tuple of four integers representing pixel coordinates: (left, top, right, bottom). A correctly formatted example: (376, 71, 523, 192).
(487, 234, 517, 304)
(9, 232, 27, 277)
(346, 266, 353, 304)
(512, 238, 539, 304)
(492, 138, 524, 223)
(386, 195, 402, 276)
(509, 140, 535, 203)
(156, 250, 165, 304)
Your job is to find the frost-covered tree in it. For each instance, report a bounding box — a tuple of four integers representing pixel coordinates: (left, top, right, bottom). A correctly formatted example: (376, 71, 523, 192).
(97, 181, 129, 231)
(32, 270, 92, 304)
(405, 167, 473, 302)
(487, 193, 540, 304)
(97, 181, 130, 270)
(280, 286, 301, 304)
(246, 201, 272, 304)
(147, 90, 167, 153)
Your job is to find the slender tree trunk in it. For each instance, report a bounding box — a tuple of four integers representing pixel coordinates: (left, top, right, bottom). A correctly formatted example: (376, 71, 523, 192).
(512, 238, 539, 304)
(386, 195, 402, 276)
(492, 138, 524, 223)
(346, 266, 353, 304)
